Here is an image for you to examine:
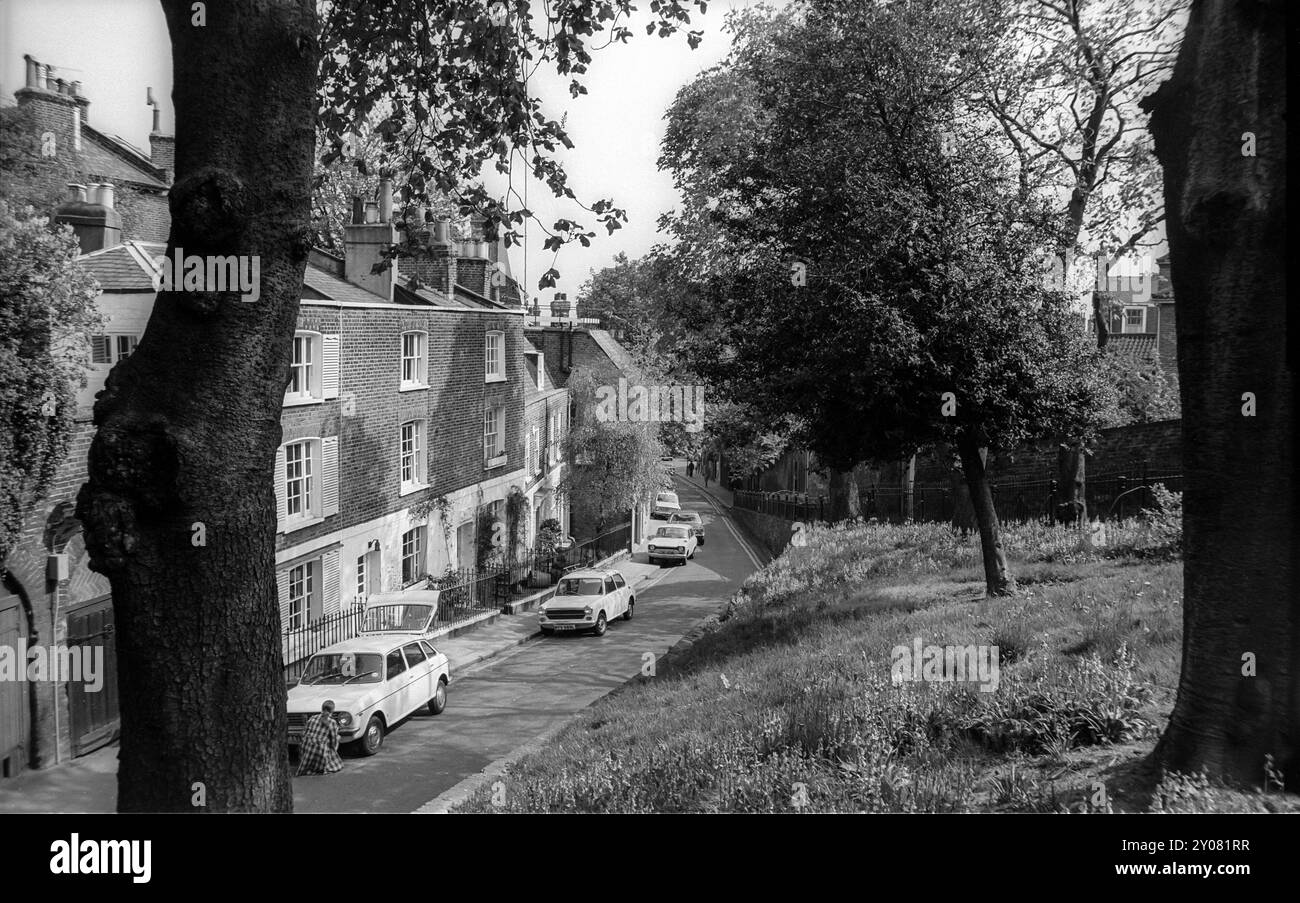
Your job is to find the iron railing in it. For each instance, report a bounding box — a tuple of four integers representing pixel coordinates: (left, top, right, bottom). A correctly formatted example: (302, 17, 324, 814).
(733, 467, 1183, 527)
(281, 524, 634, 681)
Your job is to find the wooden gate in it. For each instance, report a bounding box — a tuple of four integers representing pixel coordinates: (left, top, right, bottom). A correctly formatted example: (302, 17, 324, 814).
(66, 598, 119, 756)
(0, 592, 30, 778)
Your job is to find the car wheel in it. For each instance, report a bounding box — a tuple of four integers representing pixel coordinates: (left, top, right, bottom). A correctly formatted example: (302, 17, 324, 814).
(689, 548, 695, 559)
(648, 555, 657, 565)
(359, 714, 385, 756)
(593, 611, 608, 636)
(623, 599, 634, 621)
(428, 679, 447, 715)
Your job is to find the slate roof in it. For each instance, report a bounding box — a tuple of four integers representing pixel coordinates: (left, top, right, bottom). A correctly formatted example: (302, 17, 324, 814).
(77, 239, 517, 311)
(80, 125, 167, 190)
(75, 241, 164, 291)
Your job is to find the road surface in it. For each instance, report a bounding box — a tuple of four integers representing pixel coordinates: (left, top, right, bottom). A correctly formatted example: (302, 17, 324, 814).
(293, 477, 763, 813)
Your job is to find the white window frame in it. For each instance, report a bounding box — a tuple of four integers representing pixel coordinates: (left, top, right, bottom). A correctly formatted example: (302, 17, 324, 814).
(287, 560, 316, 630)
(1121, 306, 1147, 334)
(284, 439, 319, 522)
(285, 331, 323, 404)
(524, 350, 544, 390)
(91, 334, 138, 365)
(484, 405, 506, 466)
(401, 526, 426, 587)
(400, 419, 428, 494)
(356, 554, 368, 606)
(485, 330, 506, 382)
(400, 331, 428, 390)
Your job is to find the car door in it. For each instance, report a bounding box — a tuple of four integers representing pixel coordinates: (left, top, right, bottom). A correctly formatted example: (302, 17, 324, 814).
(384, 646, 414, 721)
(602, 576, 622, 618)
(402, 642, 432, 713)
(612, 571, 629, 610)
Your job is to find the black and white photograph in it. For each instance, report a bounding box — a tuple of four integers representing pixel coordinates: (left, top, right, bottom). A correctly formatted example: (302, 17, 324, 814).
(0, 0, 1290, 878)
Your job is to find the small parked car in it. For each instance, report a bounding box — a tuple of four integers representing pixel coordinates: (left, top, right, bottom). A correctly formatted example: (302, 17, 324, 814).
(538, 568, 634, 636)
(287, 634, 450, 756)
(650, 490, 682, 520)
(647, 524, 698, 565)
(669, 510, 705, 545)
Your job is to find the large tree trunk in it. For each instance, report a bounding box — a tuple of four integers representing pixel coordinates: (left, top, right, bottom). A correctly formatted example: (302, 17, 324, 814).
(826, 467, 861, 521)
(1145, 0, 1295, 789)
(956, 430, 1012, 596)
(74, 0, 318, 811)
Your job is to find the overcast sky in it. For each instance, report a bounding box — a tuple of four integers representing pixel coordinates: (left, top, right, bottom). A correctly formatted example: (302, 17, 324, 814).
(2, 0, 760, 304)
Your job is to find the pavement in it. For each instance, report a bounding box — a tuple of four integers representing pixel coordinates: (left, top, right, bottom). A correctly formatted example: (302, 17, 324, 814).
(0, 475, 761, 814)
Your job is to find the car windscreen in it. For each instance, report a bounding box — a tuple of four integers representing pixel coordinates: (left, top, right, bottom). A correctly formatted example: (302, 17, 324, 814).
(362, 604, 433, 632)
(556, 578, 605, 596)
(655, 526, 690, 538)
(299, 652, 383, 685)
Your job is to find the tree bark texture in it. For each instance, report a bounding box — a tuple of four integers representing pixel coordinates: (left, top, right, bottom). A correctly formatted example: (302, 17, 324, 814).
(75, 0, 318, 811)
(1146, 0, 1294, 789)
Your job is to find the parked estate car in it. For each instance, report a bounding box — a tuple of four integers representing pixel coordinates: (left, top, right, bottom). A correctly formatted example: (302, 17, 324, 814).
(538, 568, 634, 636)
(669, 510, 705, 545)
(287, 598, 450, 756)
(650, 490, 682, 520)
(647, 524, 698, 565)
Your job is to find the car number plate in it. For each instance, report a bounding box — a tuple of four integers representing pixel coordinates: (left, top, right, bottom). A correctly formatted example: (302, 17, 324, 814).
(555, 625, 576, 632)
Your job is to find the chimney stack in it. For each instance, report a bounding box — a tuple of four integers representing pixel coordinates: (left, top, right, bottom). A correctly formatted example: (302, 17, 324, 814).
(17, 54, 85, 159)
(550, 292, 575, 324)
(343, 181, 397, 301)
(53, 181, 122, 253)
(146, 86, 175, 184)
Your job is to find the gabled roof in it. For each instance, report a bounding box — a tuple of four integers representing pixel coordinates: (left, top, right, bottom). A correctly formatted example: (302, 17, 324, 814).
(75, 240, 164, 291)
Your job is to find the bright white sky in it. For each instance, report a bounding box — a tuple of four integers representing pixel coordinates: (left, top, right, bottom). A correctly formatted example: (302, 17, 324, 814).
(2, 0, 763, 303)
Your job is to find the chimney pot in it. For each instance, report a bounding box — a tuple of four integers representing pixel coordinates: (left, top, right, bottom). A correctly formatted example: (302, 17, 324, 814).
(363, 200, 379, 224)
(151, 106, 161, 133)
(71, 81, 82, 97)
(96, 183, 115, 209)
(44, 65, 57, 91)
(67, 183, 87, 202)
(378, 178, 393, 223)
(24, 55, 39, 89)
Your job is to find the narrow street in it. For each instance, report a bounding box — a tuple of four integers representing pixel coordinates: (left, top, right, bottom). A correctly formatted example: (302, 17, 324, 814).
(0, 478, 764, 814)
(293, 477, 763, 813)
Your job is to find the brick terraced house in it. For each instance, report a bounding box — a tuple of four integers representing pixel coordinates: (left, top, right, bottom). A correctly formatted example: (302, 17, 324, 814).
(0, 55, 567, 774)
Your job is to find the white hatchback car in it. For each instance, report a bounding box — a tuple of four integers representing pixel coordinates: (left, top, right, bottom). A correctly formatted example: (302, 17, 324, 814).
(538, 569, 634, 636)
(651, 490, 682, 520)
(287, 599, 450, 756)
(647, 524, 698, 565)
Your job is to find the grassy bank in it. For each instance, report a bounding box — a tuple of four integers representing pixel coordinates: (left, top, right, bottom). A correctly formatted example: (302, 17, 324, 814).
(457, 514, 1291, 813)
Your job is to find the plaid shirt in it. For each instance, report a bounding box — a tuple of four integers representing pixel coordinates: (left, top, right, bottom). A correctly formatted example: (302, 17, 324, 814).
(296, 712, 343, 775)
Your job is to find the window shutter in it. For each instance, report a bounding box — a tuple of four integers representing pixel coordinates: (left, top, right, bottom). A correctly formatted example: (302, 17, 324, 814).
(321, 436, 339, 517)
(322, 550, 340, 617)
(321, 334, 340, 399)
(91, 336, 110, 364)
(421, 335, 430, 385)
(274, 445, 287, 530)
(276, 568, 290, 629)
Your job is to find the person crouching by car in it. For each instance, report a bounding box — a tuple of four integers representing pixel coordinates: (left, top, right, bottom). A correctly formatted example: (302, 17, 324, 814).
(297, 700, 344, 775)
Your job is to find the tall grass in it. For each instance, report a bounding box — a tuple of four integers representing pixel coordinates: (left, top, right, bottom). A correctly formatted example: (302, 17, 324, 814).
(457, 517, 1194, 813)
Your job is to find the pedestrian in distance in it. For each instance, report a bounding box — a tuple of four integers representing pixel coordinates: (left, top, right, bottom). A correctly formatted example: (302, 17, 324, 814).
(686, 460, 695, 478)
(296, 699, 344, 775)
